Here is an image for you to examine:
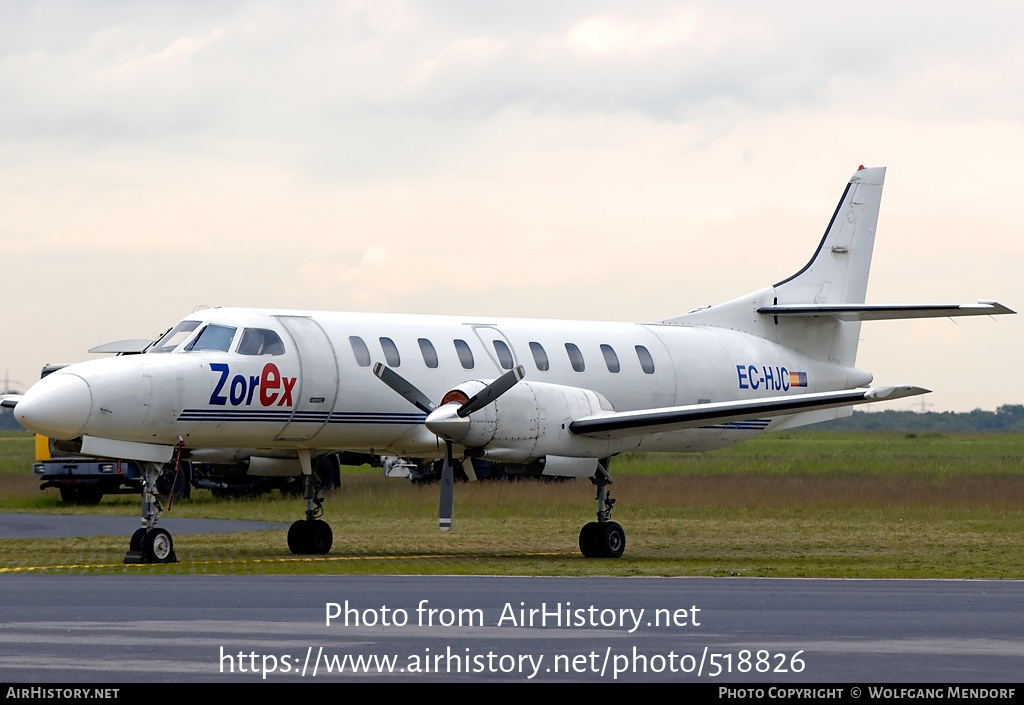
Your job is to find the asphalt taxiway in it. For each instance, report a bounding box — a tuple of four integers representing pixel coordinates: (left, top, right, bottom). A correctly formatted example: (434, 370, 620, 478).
(2, 574, 1022, 683)
(1, 514, 1021, 683)
(0, 512, 287, 539)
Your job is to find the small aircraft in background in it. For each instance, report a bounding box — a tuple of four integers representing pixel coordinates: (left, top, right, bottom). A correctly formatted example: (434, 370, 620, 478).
(3, 166, 1012, 563)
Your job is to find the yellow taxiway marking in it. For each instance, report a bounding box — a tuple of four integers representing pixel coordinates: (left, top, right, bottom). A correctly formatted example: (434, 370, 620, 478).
(0, 552, 565, 573)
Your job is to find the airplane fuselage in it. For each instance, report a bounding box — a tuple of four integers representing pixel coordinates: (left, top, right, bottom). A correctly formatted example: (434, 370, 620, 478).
(19, 307, 871, 467)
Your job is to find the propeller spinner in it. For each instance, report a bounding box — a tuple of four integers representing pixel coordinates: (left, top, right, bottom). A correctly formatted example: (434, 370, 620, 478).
(372, 363, 525, 530)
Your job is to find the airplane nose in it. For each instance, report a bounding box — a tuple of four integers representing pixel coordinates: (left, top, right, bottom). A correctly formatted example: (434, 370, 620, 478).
(14, 374, 93, 440)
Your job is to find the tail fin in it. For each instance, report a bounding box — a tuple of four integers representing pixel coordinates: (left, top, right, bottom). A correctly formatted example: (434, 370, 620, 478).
(659, 166, 886, 366)
(772, 165, 885, 364)
(774, 166, 884, 306)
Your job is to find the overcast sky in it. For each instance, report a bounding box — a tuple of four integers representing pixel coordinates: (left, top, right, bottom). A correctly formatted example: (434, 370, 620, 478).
(1, 1, 1022, 412)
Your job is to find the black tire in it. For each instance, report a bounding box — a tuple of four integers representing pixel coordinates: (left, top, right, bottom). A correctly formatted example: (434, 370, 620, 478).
(59, 486, 103, 505)
(310, 520, 333, 554)
(212, 485, 271, 499)
(142, 528, 174, 563)
(598, 522, 625, 559)
(314, 454, 342, 492)
(287, 520, 310, 554)
(579, 522, 600, 558)
(288, 520, 332, 554)
(129, 528, 147, 552)
(158, 462, 191, 501)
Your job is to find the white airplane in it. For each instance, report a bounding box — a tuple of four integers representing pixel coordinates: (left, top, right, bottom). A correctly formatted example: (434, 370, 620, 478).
(2, 166, 1013, 563)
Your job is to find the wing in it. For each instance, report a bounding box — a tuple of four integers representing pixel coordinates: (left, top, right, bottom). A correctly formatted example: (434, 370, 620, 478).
(0, 395, 22, 409)
(757, 301, 1014, 321)
(569, 385, 927, 439)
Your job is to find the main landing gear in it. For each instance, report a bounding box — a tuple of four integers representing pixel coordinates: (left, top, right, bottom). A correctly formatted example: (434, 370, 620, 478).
(288, 450, 333, 555)
(578, 460, 625, 558)
(124, 462, 177, 564)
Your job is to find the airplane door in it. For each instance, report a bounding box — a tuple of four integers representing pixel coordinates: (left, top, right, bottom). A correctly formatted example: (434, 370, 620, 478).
(469, 324, 519, 373)
(273, 316, 340, 442)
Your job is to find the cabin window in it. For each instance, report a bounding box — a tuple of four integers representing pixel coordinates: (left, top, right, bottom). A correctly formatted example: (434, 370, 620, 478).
(600, 344, 620, 373)
(565, 343, 585, 372)
(379, 337, 401, 367)
(349, 336, 371, 367)
(418, 338, 439, 369)
(529, 342, 549, 371)
(238, 329, 285, 356)
(492, 340, 514, 370)
(149, 320, 201, 353)
(186, 324, 236, 353)
(635, 345, 655, 374)
(454, 339, 474, 369)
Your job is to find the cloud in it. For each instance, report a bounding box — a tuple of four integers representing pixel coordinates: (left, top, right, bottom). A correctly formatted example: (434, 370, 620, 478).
(2, 2, 1023, 410)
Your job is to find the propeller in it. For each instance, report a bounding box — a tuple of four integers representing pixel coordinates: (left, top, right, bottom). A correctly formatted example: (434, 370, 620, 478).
(439, 441, 454, 531)
(372, 362, 525, 531)
(372, 363, 436, 414)
(458, 366, 525, 416)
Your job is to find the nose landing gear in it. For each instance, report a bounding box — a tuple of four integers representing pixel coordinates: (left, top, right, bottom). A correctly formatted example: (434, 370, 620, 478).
(124, 462, 177, 564)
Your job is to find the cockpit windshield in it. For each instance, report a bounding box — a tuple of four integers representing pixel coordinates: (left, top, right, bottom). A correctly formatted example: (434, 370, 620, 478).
(186, 324, 237, 353)
(148, 320, 201, 354)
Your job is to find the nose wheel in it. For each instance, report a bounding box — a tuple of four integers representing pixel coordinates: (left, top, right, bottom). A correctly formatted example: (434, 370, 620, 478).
(288, 519, 333, 554)
(125, 463, 178, 564)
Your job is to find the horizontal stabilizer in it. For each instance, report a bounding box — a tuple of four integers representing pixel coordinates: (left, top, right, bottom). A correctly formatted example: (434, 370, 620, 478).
(757, 301, 1014, 321)
(0, 395, 21, 409)
(569, 385, 928, 438)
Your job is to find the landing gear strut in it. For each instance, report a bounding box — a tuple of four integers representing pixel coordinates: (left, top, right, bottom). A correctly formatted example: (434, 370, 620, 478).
(124, 461, 177, 564)
(288, 450, 333, 555)
(579, 459, 625, 558)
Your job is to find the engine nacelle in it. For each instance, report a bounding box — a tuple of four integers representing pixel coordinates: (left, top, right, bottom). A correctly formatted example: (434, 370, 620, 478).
(427, 380, 637, 463)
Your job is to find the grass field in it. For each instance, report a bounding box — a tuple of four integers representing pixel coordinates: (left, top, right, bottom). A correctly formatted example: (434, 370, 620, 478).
(0, 430, 1021, 578)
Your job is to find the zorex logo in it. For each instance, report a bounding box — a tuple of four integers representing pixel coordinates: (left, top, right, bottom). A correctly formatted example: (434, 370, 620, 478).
(209, 363, 297, 407)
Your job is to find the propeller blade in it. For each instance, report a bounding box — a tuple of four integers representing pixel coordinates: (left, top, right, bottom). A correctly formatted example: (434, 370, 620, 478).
(439, 441, 454, 531)
(457, 365, 525, 417)
(372, 363, 436, 415)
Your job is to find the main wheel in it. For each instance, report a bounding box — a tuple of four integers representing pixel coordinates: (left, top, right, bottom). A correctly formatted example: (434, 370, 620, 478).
(579, 522, 600, 558)
(314, 454, 342, 492)
(310, 520, 333, 554)
(598, 522, 625, 558)
(129, 528, 147, 552)
(142, 528, 174, 563)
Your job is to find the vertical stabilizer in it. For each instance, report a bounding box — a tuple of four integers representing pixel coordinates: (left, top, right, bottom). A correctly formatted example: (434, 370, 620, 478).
(772, 166, 885, 364)
(658, 166, 886, 367)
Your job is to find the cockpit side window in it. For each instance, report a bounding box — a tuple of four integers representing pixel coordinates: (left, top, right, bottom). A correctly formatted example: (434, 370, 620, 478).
(237, 328, 286, 356)
(186, 324, 237, 353)
(148, 320, 201, 353)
